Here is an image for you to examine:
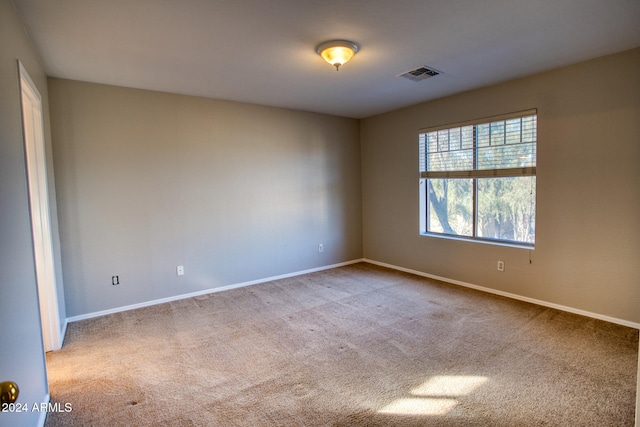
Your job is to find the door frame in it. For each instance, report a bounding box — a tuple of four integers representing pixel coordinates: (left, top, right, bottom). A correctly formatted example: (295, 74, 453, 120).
(18, 61, 62, 352)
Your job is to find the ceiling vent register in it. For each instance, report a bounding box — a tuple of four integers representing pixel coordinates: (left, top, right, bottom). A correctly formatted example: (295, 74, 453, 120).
(397, 66, 441, 82)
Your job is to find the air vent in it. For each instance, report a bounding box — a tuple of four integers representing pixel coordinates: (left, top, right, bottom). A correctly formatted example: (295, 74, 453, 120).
(397, 66, 441, 82)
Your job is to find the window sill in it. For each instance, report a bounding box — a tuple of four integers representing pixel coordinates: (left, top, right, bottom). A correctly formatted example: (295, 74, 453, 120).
(419, 232, 534, 250)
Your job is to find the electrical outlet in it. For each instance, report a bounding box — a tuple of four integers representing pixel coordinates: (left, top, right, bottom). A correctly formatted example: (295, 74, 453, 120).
(318, 244, 323, 253)
(176, 265, 185, 276)
(112, 275, 119, 285)
(497, 261, 505, 272)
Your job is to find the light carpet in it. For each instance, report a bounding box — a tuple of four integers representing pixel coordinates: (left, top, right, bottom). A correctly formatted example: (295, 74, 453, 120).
(45, 263, 638, 426)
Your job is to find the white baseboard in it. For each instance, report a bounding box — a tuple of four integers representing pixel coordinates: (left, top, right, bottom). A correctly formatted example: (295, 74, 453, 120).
(59, 319, 68, 348)
(636, 340, 640, 427)
(66, 257, 639, 330)
(67, 259, 365, 323)
(363, 258, 640, 330)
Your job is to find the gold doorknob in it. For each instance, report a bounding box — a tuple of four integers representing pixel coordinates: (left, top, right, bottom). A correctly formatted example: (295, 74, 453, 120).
(0, 381, 19, 405)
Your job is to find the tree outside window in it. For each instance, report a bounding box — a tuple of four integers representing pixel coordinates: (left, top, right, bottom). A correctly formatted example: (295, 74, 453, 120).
(419, 111, 536, 246)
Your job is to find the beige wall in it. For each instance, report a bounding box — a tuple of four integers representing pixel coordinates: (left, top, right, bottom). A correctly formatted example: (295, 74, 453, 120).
(49, 79, 362, 317)
(361, 48, 640, 324)
(50, 50, 640, 324)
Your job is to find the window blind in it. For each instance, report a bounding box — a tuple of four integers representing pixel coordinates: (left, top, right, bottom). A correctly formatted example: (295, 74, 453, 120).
(419, 110, 537, 179)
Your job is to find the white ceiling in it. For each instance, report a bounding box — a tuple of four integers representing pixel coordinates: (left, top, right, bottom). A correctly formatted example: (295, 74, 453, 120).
(13, 0, 640, 118)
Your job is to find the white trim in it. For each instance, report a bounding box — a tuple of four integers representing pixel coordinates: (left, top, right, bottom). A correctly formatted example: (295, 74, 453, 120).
(636, 339, 639, 427)
(66, 256, 640, 329)
(18, 61, 62, 351)
(419, 108, 537, 134)
(59, 319, 68, 347)
(363, 259, 640, 330)
(36, 394, 50, 427)
(637, 339, 640, 427)
(419, 231, 534, 250)
(67, 259, 365, 323)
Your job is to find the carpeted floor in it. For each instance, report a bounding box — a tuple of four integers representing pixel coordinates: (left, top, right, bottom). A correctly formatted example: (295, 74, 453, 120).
(45, 263, 638, 426)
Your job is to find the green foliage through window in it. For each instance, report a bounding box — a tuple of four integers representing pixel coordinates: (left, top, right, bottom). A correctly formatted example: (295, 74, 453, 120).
(419, 111, 536, 245)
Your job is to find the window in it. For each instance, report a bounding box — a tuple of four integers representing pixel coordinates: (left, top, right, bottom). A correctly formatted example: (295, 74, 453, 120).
(419, 110, 537, 245)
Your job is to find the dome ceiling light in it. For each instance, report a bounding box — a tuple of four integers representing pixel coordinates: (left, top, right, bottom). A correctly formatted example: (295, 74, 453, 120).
(315, 40, 360, 71)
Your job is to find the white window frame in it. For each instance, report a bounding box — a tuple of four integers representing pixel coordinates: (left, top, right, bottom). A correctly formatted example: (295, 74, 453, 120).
(419, 109, 537, 247)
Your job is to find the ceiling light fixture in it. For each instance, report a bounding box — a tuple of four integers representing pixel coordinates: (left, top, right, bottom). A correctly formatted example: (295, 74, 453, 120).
(316, 40, 359, 71)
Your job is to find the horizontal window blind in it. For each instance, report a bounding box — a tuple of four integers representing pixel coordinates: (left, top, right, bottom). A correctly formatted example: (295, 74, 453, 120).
(419, 110, 537, 179)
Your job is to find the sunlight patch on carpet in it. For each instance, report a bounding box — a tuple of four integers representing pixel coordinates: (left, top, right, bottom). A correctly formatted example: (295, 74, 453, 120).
(378, 397, 458, 415)
(378, 375, 488, 416)
(411, 375, 488, 397)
